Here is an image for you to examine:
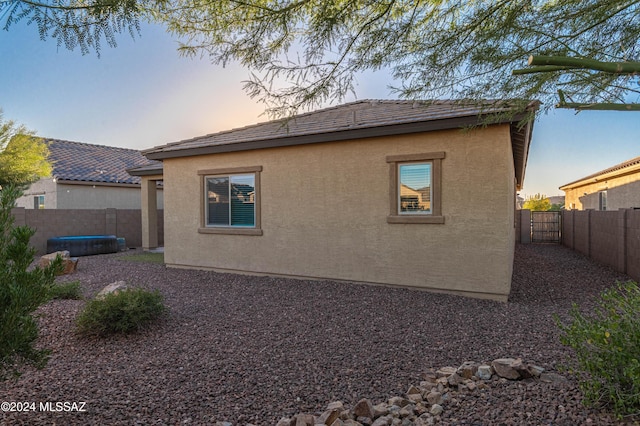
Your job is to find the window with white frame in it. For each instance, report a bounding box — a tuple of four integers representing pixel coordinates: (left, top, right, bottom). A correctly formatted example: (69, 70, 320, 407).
(198, 166, 262, 236)
(386, 152, 444, 224)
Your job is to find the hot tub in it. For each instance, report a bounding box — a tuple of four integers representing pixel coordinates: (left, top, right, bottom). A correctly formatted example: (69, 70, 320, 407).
(46, 235, 119, 257)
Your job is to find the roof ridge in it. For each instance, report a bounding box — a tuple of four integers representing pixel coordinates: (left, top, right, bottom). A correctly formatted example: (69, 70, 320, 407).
(44, 138, 140, 152)
(142, 99, 462, 153)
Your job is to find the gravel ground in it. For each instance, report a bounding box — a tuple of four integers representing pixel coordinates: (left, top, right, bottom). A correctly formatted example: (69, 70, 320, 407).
(0, 243, 635, 425)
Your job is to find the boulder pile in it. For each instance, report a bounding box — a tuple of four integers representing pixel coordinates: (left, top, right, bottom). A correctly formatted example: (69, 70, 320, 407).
(225, 358, 561, 426)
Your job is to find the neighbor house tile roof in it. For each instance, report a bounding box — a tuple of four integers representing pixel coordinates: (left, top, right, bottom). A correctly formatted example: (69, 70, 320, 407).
(45, 139, 161, 185)
(560, 155, 640, 190)
(143, 99, 537, 190)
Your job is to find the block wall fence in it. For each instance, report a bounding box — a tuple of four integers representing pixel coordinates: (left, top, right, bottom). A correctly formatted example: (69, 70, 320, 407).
(517, 209, 640, 282)
(10, 208, 164, 255)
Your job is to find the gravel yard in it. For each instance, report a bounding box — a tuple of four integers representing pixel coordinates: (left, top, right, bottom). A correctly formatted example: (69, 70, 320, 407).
(0, 244, 634, 425)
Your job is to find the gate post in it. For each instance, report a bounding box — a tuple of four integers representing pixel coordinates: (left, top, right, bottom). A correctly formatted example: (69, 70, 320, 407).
(520, 209, 531, 244)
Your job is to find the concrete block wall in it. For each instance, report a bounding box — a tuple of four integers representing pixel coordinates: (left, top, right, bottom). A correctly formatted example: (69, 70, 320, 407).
(562, 209, 640, 282)
(10, 207, 164, 254)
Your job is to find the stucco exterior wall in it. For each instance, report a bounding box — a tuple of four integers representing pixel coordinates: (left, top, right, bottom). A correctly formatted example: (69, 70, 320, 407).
(16, 180, 164, 210)
(563, 170, 640, 210)
(162, 125, 516, 301)
(16, 178, 58, 208)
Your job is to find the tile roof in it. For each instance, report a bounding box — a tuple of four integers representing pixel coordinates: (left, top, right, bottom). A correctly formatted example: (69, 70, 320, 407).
(44, 139, 161, 185)
(560, 155, 640, 189)
(143, 99, 536, 159)
(142, 99, 537, 190)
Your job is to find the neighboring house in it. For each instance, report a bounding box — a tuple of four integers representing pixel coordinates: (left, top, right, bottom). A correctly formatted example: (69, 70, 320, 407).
(16, 139, 163, 210)
(132, 100, 537, 301)
(560, 155, 640, 210)
(547, 195, 565, 207)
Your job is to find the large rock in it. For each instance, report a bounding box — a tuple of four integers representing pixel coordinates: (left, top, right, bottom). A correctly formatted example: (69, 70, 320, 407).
(353, 398, 375, 419)
(476, 365, 493, 380)
(317, 407, 341, 425)
(456, 361, 478, 379)
(96, 281, 129, 299)
(491, 358, 521, 380)
(294, 413, 315, 426)
(39, 251, 78, 275)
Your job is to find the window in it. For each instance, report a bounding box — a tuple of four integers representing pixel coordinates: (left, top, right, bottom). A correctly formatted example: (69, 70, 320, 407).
(34, 195, 45, 209)
(386, 152, 444, 224)
(599, 190, 607, 211)
(198, 166, 262, 235)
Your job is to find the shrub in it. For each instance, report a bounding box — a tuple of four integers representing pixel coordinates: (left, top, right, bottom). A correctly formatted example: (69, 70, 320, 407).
(76, 288, 166, 337)
(555, 281, 640, 417)
(0, 184, 62, 380)
(48, 281, 82, 300)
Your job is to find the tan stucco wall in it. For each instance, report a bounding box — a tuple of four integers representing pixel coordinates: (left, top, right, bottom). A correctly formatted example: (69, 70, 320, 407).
(162, 125, 516, 301)
(16, 178, 58, 208)
(16, 180, 164, 210)
(562, 169, 640, 210)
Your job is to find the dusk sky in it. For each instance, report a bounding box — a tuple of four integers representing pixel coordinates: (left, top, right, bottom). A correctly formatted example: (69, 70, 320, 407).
(1, 21, 639, 198)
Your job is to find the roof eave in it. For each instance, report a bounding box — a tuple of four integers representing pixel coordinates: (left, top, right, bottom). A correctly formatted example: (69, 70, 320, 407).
(127, 165, 164, 177)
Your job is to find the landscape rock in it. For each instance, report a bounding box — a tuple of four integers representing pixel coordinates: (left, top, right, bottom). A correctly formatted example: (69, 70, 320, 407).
(491, 358, 521, 380)
(327, 401, 345, 411)
(209, 358, 564, 425)
(425, 391, 442, 406)
(446, 373, 465, 386)
(372, 403, 389, 418)
(295, 413, 315, 426)
(456, 361, 478, 379)
(317, 408, 341, 425)
(429, 404, 443, 416)
(96, 280, 129, 299)
(476, 364, 493, 380)
(387, 397, 410, 408)
(39, 250, 78, 275)
(353, 399, 375, 419)
(435, 367, 456, 378)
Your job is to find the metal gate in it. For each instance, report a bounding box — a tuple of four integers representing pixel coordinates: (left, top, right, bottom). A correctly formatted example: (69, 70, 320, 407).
(531, 211, 561, 243)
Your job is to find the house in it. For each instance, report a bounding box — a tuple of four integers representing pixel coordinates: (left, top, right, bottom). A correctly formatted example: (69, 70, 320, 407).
(560, 155, 640, 210)
(131, 100, 537, 301)
(16, 139, 163, 210)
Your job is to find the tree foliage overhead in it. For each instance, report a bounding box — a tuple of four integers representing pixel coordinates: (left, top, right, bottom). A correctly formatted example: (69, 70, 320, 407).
(0, 112, 51, 187)
(2, 0, 640, 115)
(0, 0, 144, 54)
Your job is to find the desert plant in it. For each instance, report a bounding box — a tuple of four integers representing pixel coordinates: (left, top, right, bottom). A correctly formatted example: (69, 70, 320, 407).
(76, 288, 166, 337)
(48, 281, 82, 300)
(0, 184, 62, 380)
(555, 281, 640, 417)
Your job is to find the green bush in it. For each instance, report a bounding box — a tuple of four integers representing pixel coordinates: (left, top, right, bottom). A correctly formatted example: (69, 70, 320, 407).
(555, 281, 640, 417)
(0, 184, 62, 380)
(48, 281, 82, 300)
(76, 288, 166, 337)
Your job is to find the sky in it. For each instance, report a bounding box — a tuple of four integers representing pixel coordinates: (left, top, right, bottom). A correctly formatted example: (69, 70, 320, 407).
(1, 21, 639, 199)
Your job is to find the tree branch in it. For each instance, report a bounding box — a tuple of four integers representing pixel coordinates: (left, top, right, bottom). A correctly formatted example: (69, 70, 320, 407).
(529, 55, 640, 74)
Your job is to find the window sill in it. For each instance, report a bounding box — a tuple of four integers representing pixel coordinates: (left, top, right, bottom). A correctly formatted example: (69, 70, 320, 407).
(387, 215, 445, 224)
(198, 227, 263, 236)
